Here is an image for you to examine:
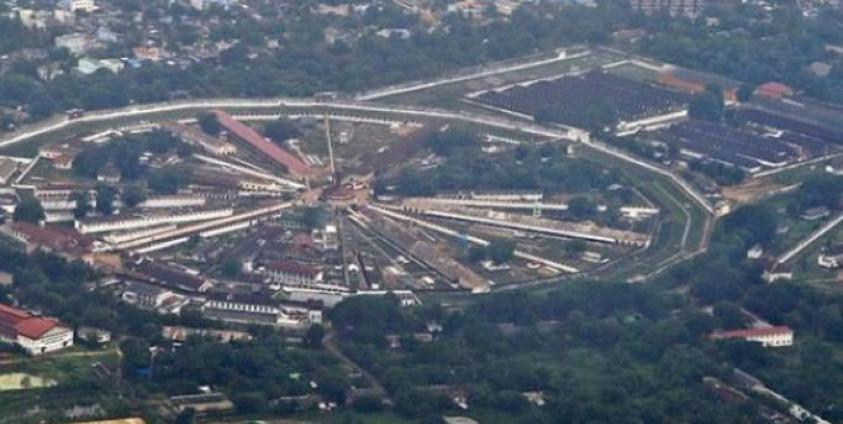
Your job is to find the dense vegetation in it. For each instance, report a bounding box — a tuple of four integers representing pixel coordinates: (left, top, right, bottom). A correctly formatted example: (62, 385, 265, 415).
(0, 0, 839, 130)
(0, 240, 350, 418)
(377, 135, 621, 197)
(642, 5, 843, 103)
(0, 1, 630, 122)
(331, 287, 748, 422)
(325, 200, 843, 422)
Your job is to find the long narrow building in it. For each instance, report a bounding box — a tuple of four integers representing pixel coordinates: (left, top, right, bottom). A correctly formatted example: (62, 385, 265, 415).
(214, 111, 312, 179)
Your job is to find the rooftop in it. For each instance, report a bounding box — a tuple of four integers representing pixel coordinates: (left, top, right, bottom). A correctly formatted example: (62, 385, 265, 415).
(214, 111, 311, 177)
(265, 261, 321, 278)
(134, 260, 208, 292)
(0, 303, 67, 340)
(712, 326, 793, 340)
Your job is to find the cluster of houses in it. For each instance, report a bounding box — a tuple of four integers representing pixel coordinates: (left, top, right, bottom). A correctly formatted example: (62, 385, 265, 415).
(118, 257, 326, 329)
(7, 0, 245, 80)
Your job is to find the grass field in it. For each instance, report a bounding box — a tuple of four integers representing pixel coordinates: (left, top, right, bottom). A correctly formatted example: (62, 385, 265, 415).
(0, 350, 125, 424)
(0, 349, 120, 386)
(0, 372, 57, 391)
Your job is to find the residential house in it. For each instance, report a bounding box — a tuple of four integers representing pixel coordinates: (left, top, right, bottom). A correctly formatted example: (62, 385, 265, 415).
(747, 244, 764, 260)
(76, 326, 111, 345)
(755, 82, 794, 99)
(59, 0, 97, 13)
(95, 27, 119, 44)
(96, 165, 122, 183)
(77, 58, 123, 75)
(818, 244, 843, 269)
(190, 0, 233, 11)
(133, 46, 164, 62)
(55, 33, 94, 56)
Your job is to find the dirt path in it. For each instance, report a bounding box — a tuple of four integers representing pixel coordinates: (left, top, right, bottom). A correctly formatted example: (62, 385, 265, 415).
(322, 330, 389, 400)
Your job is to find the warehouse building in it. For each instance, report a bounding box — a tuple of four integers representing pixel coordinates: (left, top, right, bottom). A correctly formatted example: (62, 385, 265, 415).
(214, 111, 313, 179)
(0, 304, 74, 355)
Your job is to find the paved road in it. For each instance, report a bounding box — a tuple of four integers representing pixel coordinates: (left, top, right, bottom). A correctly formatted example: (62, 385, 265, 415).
(356, 49, 589, 101)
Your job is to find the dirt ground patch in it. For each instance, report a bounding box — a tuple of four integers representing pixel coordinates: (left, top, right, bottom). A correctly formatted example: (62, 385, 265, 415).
(722, 178, 796, 205)
(0, 372, 57, 391)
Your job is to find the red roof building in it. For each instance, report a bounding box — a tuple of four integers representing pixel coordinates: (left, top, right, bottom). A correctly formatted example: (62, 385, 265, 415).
(214, 111, 312, 178)
(657, 72, 738, 103)
(711, 326, 794, 348)
(755, 82, 794, 99)
(0, 304, 74, 355)
(4, 222, 94, 258)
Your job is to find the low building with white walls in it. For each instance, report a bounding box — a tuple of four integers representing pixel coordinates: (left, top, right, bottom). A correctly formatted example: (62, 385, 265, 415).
(121, 281, 189, 314)
(59, 0, 97, 13)
(75, 207, 233, 234)
(0, 304, 74, 355)
(138, 195, 206, 209)
(265, 261, 323, 287)
(818, 244, 843, 269)
(201, 292, 321, 328)
(711, 326, 794, 348)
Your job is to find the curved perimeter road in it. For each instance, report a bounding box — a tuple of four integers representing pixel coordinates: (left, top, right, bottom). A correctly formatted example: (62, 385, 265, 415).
(0, 95, 715, 281)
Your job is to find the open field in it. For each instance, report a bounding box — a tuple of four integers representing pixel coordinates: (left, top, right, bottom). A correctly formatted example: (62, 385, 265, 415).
(0, 350, 125, 424)
(0, 372, 57, 391)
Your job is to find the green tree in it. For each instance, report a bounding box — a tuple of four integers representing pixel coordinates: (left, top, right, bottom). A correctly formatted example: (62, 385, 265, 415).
(13, 196, 44, 223)
(533, 105, 558, 125)
(305, 324, 325, 349)
(174, 409, 196, 424)
(122, 185, 147, 208)
(70, 191, 91, 219)
(232, 392, 267, 414)
(96, 185, 116, 216)
(487, 239, 516, 264)
(197, 112, 221, 136)
(301, 206, 324, 229)
(264, 118, 301, 142)
(120, 338, 151, 374)
(565, 239, 587, 259)
(467, 245, 487, 263)
(425, 126, 480, 156)
(736, 84, 755, 102)
(688, 84, 725, 122)
(568, 196, 596, 220)
(584, 101, 619, 133)
(220, 259, 241, 278)
(352, 395, 385, 413)
(148, 168, 189, 195)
